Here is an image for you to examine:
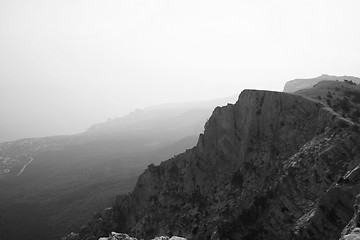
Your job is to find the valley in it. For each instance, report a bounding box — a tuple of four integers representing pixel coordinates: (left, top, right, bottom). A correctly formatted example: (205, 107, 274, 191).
(2, 76, 360, 240)
(0, 98, 233, 240)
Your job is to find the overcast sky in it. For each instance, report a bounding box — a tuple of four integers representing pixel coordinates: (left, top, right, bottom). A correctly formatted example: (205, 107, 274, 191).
(1, 0, 360, 142)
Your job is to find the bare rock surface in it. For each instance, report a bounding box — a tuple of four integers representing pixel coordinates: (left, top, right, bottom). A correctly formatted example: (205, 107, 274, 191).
(98, 232, 138, 240)
(63, 82, 360, 240)
(340, 195, 360, 240)
(95, 232, 187, 240)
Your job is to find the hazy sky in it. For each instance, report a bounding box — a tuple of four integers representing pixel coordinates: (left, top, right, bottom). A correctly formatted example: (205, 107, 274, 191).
(1, 0, 360, 142)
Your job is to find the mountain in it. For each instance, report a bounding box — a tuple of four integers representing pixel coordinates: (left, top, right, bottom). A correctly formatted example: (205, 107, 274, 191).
(64, 80, 360, 240)
(87, 96, 236, 135)
(0, 97, 236, 240)
(283, 74, 360, 92)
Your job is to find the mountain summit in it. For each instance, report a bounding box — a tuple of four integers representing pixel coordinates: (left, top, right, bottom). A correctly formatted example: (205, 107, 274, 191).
(283, 74, 360, 92)
(65, 80, 360, 240)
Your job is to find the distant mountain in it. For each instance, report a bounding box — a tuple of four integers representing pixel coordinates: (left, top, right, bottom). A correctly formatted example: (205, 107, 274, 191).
(0, 96, 236, 240)
(283, 74, 360, 92)
(65, 80, 360, 240)
(87, 96, 236, 135)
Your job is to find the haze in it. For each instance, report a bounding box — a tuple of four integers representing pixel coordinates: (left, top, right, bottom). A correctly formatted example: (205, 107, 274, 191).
(1, 0, 360, 143)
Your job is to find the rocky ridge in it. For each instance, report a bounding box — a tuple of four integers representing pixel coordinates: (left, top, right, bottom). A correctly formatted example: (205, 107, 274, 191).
(63, 231, 186, 240)
(64, 85, 360, 240)
(283, 74, 360, 93)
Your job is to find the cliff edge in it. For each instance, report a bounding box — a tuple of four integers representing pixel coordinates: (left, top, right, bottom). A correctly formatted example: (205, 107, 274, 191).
(64, 86, 360, 240)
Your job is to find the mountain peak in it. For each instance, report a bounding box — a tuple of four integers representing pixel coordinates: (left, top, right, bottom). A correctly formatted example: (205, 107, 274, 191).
(283, 74, 360, 92)
(64, 88, 360, 240)
(319, 73, 332, 78)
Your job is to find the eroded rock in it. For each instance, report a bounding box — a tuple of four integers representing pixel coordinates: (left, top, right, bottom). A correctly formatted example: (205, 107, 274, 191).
(64, 87, 360, 240)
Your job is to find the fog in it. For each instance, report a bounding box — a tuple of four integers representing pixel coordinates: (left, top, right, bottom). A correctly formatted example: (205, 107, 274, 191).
(1, 0, 360, 142)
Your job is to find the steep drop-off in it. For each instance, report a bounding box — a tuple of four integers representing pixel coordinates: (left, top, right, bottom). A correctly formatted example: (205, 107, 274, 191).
(0, 100, 223, 240)
(67, 88, 360, 240)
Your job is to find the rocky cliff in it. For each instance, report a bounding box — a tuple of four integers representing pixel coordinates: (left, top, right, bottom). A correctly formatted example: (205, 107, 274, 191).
(65, 86, 360, 240)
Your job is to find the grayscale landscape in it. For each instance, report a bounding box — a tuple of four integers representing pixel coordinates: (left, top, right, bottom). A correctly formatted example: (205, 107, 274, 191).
(1, 1, 360, 240)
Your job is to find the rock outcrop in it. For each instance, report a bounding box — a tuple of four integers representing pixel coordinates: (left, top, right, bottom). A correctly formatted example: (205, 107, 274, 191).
(64, 86, 360, 240)
(98, 232, 137, 240)
(340, 194, 360, 240)
(77, 231, 186, 240)
(283, 74, 360, 92)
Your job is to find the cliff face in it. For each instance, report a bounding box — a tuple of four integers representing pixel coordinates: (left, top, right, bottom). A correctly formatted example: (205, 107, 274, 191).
(68, 88, 360, 240)
(339, 194, 360, 240)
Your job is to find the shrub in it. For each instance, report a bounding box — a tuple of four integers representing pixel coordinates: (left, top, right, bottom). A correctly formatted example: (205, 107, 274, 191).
(344, 90, 360, 104)
(344, 79, 357, 85)
(339, 98, 351, 113)
(326, 99, 331, 106)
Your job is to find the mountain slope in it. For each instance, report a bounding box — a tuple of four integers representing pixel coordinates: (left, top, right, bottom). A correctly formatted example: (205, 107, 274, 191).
(66, 84, 360, 240)
(283, 74, 360, 93)
(0, 98, 235, 240)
